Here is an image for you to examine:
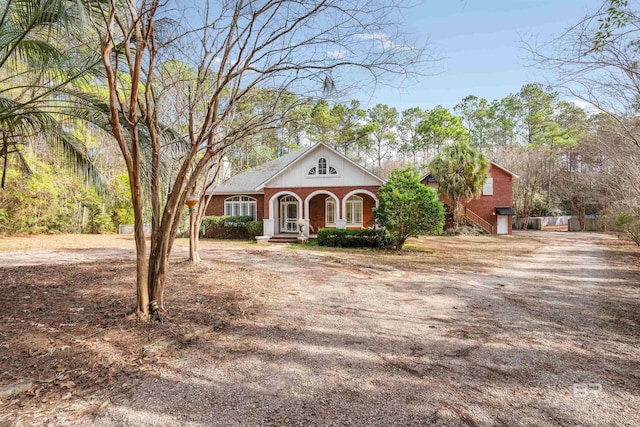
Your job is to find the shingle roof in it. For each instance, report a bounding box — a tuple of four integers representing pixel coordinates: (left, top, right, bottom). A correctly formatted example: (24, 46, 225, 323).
(214, 145, 314, 193)
(421, 160, 519, 183)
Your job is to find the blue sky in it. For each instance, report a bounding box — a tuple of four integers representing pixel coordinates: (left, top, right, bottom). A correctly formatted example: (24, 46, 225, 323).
(360, 0, 603, 111)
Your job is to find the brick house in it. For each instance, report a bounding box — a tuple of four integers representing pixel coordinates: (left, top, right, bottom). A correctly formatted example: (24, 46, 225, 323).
(206, 142, 518, 238)
(205, 143, 384, 239)
(421, 162, 518, 234)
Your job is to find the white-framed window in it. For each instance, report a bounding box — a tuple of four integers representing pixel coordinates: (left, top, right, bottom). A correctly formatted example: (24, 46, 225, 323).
(308, 158, 338, 176)
(224, 195, 257, 220)
(482, 178, 494, 196)
(318, 157, 327, 175)
(325, 198, 336, 226)
(345, 195, 363, 226)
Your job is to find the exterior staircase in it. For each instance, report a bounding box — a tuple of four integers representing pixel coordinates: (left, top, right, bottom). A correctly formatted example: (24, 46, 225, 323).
(463, 206, 494, 234)
(267, 234, 299, 244)
(445, 202, 494, 234)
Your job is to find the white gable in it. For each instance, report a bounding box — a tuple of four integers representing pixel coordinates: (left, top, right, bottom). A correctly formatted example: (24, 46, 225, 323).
(262, 145, 382, 189)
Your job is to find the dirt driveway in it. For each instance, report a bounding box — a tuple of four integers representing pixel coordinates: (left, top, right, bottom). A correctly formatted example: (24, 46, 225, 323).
(1, 232, 638, 426)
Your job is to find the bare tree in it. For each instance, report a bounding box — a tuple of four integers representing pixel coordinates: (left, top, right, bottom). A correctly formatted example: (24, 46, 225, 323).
(530, 0, 640, 242)
(530, 0, 640, 146)
(91, 0, 429, 320)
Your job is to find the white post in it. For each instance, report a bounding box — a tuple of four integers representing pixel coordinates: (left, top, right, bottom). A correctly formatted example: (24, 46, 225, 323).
(263, 219, 274, 236)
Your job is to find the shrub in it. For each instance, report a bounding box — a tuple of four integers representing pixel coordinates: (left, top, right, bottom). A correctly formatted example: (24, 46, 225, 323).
(374, 168, 444, 250)
(201, 215, 255, 239)
(317, 228, 391, 248)
(246, 221, 263, 240)
(0, 209, 9, 233)
(93, 213, 115, 234)
(223, 215, 254, 226)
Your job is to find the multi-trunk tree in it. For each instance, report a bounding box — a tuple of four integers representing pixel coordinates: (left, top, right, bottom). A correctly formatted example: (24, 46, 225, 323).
(90, 0, 426, 320)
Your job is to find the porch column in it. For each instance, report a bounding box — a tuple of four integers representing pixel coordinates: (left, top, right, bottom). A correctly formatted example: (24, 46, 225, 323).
(300, 198, 308, 237)
(263, 219, 274, 236)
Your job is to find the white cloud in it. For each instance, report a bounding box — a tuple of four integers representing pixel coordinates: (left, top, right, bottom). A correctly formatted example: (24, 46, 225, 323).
(326, 50, 348, 59)
(355, 33, 388, 41)
(381, 40, 412, 51)
(355, 33, 412, 51)
(571, 99, 601, 115)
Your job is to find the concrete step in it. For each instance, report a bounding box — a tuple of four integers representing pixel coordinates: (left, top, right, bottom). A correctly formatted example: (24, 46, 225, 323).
(267, 237, 299, 244)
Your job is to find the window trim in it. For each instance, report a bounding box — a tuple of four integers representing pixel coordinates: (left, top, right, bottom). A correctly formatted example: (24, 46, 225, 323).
(224, 195, 257, 220)
(482, 178, 494, 196)
(345, 195, 363, 227)
(307, 157, 339, 177)
(325, 197, 336, 227)
(318, 157, 327, 175)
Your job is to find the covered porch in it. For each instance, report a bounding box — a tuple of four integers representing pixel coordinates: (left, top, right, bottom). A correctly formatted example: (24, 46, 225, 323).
(262, 189, 379, 237)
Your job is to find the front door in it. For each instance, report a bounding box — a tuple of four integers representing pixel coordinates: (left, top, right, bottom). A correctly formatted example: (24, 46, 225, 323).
(497, 215, 508, 235)
(280, 196, 299, 233)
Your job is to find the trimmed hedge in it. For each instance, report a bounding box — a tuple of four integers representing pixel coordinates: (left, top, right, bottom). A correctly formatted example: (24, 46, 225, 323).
(317, 228, 391, 248)
(202, 215, 254, 239)
(202, 215, 253, 227)
(246, 221, 263, 240)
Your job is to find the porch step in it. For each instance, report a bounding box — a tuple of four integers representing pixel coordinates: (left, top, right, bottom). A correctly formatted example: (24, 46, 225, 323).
(267, 236, 299, 244)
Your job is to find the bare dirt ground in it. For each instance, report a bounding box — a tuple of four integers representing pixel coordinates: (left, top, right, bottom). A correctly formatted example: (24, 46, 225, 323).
(0, 231, 638, 426)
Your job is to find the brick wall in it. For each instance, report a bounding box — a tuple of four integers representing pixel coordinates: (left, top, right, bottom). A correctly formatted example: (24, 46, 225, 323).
(308, 195, 326, 232)
(263, 186, 380, 219)
(206, 186, 380, 229)
(205, 194, 265, 220)
(420, 164, 515, 234)
(463, 165, 514, 234)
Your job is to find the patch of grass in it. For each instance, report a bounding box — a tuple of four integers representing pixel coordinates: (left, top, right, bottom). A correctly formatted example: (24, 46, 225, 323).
(400, 244, 437, 254)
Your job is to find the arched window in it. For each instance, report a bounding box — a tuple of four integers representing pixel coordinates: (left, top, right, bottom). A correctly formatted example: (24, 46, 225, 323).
(345, 195, 363, 226)
(325, 197, 336, 226)
(308, 157, 338, 176)
(318, 157, 327, 175)
(280, 195, 297, 203)
(224, 195, 257, 220)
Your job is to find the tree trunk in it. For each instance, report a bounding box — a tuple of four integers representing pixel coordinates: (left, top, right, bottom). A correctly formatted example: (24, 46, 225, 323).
(452, 199, 462, 228)
(131, 172, 149, 320)
(148, 153, 205, 313)
(188, 207, 201, 263)
(147, 227, 170, 313)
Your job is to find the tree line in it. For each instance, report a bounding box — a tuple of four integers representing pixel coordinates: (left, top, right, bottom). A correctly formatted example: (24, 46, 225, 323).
(216, 81, 631, 233)
(0, 0, 638, 318)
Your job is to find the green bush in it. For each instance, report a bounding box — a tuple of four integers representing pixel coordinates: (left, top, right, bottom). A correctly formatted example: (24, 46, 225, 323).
(223, 215, 254, 226)
(374, 168, 444, 250)
(202, 215, 253, 228)
(0, 209, 9, 233)
(93, 213, 115, 234)
(202, 215, 256, 239)
(246, 221, 263, 240)
(317, 228, 391, 248)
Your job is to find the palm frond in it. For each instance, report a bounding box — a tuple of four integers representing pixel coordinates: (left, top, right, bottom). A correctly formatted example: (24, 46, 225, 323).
(0, 95, 108, 193)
